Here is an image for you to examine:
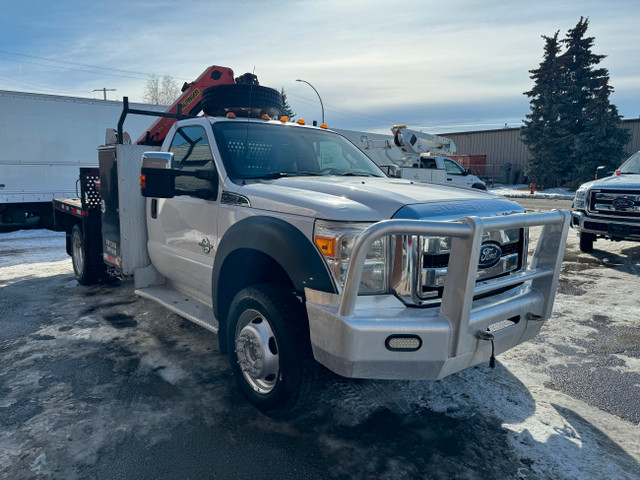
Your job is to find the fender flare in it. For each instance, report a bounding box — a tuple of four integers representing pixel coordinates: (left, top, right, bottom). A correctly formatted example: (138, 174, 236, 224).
(212, 216, 336, 320)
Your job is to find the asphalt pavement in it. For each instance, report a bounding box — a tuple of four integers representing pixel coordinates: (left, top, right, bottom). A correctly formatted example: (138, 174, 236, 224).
(1, 198, 639, 480)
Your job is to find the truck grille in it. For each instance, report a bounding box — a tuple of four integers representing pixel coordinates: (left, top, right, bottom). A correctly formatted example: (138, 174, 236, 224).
(391, 228, 525, 306)
(588, 190, 640, 219)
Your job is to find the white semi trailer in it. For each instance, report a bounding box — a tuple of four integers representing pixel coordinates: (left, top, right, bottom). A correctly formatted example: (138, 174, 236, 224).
(0, 90, 165, 227)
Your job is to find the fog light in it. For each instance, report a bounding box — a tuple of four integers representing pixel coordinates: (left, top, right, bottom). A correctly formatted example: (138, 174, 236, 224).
(385, 335, 422, 352)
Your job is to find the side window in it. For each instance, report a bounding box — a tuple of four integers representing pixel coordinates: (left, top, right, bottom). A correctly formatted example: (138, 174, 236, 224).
(420, 158, 437, 169)
(169, 126, 214, 169)
(444, 158, 465, 175)
(168, 125, 216, 193)
(315, 141, 354, 171)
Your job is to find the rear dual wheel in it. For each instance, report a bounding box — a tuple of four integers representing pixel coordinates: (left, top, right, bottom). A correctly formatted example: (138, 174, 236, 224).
(71, 225, 104, 285)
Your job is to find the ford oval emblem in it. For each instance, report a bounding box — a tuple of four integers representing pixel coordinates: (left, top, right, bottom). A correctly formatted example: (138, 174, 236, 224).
(479, 242, 502, 269)
(612, 197, 634, 209)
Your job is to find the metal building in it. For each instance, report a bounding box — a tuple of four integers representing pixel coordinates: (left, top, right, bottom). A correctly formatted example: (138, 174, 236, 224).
(443, 118, 640, 185)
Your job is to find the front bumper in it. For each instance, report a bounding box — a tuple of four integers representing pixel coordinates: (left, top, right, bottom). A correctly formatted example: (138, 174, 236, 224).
(305, 211, 570, 380)
(571, 210, 640, 240)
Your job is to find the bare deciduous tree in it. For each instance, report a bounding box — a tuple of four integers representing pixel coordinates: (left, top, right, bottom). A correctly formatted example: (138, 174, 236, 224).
(144, 74, 180, 105)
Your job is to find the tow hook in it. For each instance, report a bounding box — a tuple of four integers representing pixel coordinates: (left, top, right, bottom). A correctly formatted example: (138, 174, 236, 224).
(476, 331, 496, 369)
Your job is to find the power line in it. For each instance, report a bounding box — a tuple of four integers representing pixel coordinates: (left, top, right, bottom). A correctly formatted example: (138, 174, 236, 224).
(0, 73, 92, 95)
(0, 49, 192, 82)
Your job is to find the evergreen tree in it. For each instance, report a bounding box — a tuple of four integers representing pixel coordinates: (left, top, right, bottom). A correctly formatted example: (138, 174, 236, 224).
(280, 88, 296, 119)
(521, 17, 629, 187)
(521, 31, 565, 187)
(560, 18, 629, 183)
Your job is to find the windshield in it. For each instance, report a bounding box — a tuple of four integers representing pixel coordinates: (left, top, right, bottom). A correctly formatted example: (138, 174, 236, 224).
(211, 121, 385, 181)
(619, 151, 640, 174)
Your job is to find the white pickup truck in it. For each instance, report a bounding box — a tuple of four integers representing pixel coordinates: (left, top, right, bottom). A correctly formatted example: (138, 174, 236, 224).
(340, 126, 487, 189)
(571, 150, 640, 252)
(53, 73, 569, 415)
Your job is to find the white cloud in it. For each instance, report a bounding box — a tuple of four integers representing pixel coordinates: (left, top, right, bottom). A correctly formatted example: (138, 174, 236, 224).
(1, 0, 639, 131)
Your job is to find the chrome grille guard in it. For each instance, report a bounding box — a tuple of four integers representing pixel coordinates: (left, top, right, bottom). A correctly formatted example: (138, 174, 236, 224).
(337, 210, 570, 357)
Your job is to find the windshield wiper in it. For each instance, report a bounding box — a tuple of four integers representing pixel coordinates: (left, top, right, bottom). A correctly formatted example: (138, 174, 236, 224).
(341, 171, 376, 177)
(241, 171, 324, 180)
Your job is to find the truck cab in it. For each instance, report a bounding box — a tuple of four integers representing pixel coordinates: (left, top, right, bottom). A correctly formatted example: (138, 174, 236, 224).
(413, 154, 486, 189)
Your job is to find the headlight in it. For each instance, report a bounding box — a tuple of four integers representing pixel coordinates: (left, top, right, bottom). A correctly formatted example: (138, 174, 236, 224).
(314, 220, 388, 294)
(573, 187, 588, 210)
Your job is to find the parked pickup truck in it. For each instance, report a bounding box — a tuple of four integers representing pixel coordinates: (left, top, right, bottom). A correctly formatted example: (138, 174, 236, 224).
(53, 67, 569, 415)
(339, 126, 487, 189)
(571, 150, 640, 252)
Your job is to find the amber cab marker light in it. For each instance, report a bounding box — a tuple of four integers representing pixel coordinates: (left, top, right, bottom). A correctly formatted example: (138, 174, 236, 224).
(280, 116, 289, 122)
(261, 114, 270, 120)
(226, 112, 236, 118)
(297, 119, 306, 125)
(320, 124, 328, 129)
(140, 174, 146, 189)
(314, 236, 336, 257)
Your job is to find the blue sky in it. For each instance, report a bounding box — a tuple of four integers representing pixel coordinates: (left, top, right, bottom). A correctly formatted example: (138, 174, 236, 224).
(1, 0, 639, 134)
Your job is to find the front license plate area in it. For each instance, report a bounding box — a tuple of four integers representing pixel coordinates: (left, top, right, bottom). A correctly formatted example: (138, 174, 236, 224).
(608, 224, 630, 236)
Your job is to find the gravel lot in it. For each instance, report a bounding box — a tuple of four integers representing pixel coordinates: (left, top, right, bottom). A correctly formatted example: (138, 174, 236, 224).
(1, 201, 639, 479)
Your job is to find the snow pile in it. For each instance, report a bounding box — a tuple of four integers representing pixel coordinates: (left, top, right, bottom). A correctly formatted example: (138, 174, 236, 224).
(0, 229, 67, 268)
(490, 184, 575, 200)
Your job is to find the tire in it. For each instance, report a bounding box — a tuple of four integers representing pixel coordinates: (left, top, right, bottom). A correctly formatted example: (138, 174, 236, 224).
(71, 225, 101, 285)
(579, 232, 595, 253)
(202, 84, 282, 118)
(227, 284, 317, 416)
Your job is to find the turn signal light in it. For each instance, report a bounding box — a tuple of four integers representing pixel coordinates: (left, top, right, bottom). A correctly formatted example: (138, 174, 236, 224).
(314, 236, 336, 257)
(140, 174, 146, 189)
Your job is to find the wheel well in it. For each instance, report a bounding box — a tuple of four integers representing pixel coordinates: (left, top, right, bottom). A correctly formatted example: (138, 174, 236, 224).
(216, 248, 295, 354)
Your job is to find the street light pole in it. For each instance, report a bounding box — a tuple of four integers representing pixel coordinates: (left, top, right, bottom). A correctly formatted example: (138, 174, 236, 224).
(296, 79, 324, 124)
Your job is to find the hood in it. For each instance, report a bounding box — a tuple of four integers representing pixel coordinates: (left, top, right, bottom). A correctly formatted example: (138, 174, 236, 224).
(235, 176, 523, 221)
(586, 174, 640, 190)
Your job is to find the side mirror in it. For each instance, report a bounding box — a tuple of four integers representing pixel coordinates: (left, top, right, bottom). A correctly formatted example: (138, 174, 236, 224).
(140, 151, 219, 200)
(141, 152, 176, 198)
(465, 168, 471, 176)
(382, 164, 401, 178)
(595, 165, 613, 179)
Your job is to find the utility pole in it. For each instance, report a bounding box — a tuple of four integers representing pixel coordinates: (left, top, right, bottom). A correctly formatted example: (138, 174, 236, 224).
(93, 88, 116, 100)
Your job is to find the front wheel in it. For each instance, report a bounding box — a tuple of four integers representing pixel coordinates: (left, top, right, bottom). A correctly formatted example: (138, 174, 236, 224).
(579, 232, 595, 253)
(227, 284, 317, 416)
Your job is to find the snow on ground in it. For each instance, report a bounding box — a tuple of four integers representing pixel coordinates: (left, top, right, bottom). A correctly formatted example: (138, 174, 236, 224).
(1, 224, 639, 479)
(489, 184, 575, 200)
(0, 229, 67, 268)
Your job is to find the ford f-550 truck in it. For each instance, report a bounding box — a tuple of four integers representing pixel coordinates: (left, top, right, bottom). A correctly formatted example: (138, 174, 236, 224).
(53, 65, 570, 415)
(571, 150, 640, 252)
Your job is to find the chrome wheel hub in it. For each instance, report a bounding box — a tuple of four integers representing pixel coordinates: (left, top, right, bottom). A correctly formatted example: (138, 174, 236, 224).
(235, 309, 279, 394)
